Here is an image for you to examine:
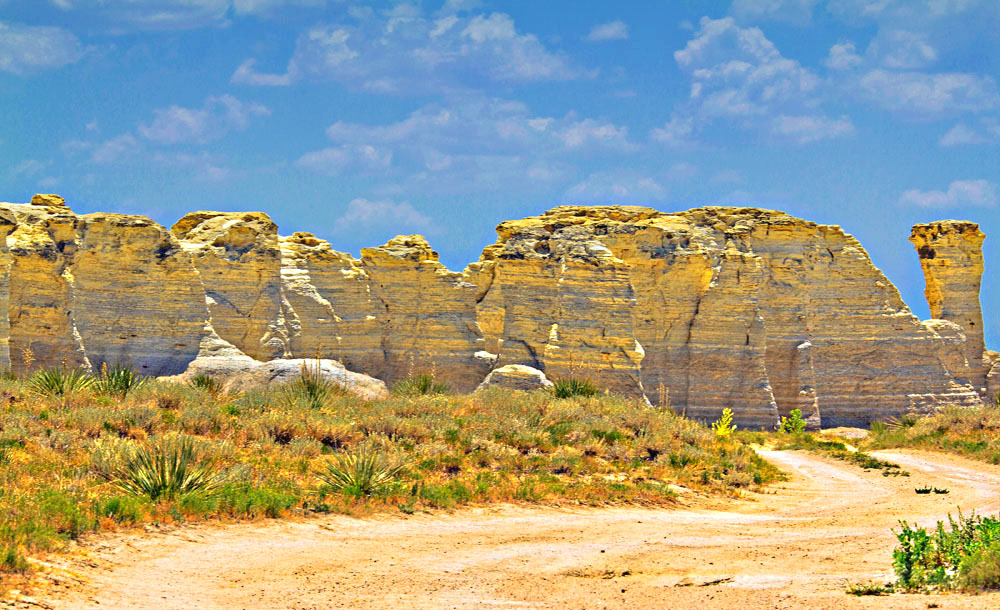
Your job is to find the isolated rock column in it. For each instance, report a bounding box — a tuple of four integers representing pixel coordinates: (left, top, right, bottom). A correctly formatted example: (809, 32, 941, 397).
(910, 221, 988, 392)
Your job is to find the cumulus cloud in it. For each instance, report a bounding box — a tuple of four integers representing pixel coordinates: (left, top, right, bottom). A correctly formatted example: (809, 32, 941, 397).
(0, 21, 85, 74)
(939, 118, 1000, 146)
(295, 96, 629, 194)
(729, 0, 822, 25)
(825, 41, 863, 70)
(91, 134, 141, 164)
(586, 20, 628, 42)
(565, 170, 666, 203)
(859, 69, 1000, 116)
(137, 95, 270, 144)
(770, 114, 855, 143)
(334, 198, 434, 234)
(653, 17, 852, 145)
(899, 179, 998, 208)
(295, 144, 392, 175)
(231, 9, 579, 92)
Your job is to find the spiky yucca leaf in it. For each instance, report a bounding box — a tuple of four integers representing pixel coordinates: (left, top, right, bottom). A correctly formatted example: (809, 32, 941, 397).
(318, 446, 404, 497)
(102, 435, 224, 501)
(27, 368, 94, 396)
(95, 363, 147, 398)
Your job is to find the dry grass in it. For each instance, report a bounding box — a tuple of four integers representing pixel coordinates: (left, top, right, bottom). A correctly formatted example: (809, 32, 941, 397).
(0, 375, 778, 591)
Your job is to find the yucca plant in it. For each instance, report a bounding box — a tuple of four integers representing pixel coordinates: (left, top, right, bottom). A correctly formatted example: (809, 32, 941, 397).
(190, 374, 221, 395)
(94, 362, 147, 398)
(551, 377, 600, 399)
(317, 446, 405, 498)
(27, 367, 94, 396)
(99, 435, 225, 501)
(392, 373, 449, 397)
(283, 361, 343, 409)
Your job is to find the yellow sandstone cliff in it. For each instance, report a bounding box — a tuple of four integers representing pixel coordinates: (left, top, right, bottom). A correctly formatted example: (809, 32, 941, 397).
(0, 195, 990, 427)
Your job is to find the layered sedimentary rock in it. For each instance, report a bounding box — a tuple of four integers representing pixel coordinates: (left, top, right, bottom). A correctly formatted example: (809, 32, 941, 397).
(910, 222, 989, 392)
(475, 206, 987, 428)
(0, 194, 991, 428)
(0, 197, 210, 375)
(172, 212, 290, 361)
(276, 233, 488, 392)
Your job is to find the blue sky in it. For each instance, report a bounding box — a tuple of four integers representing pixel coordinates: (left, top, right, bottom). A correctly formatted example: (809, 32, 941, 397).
(1, 0, 998, 347)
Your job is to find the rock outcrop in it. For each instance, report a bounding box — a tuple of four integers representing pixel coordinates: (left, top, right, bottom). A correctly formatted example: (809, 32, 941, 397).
(473, 206, 988, 428)
(910, 222, 989, 393)
(172, 212, 290, 361)
(476, 364, 554, 392)
(0, 195, 991, 428)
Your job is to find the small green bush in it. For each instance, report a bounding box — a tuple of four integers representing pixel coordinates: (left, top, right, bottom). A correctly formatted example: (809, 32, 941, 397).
(282, 362, 344, 409)
(318, 446, 405, 498)
(551, 378, 600, 399)
(27, 368, 94, 396)
(780, 408, 807, 433)
(94, 363, 147, 398)
(393, 373, 449, 397)
(190, 374, 221, 395)
(892, 511, 1000, 591)
(95, 435, 226, 501)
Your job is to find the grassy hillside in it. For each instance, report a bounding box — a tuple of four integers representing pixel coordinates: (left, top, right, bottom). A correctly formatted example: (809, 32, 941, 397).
(0, 368, 777, 589)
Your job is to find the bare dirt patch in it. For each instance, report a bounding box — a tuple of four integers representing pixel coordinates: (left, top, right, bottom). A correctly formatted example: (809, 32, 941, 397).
(7, 449, 1000, 609)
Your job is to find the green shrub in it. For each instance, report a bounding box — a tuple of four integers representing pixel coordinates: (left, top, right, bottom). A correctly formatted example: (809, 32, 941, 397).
(318, 446, 405, 498)
(780, 409, 807, 433)
(95, 435, 226, 501)
(282, 362, 344, 409)
(94, 362, 147, 398)
(551, 378, 599, 399)
(94, 495, 148, 525)
(27, 368, 94, 396)
(891, 511, 1000, 591)
(190, 374, 221, 395)
(393, 373, 449, 396)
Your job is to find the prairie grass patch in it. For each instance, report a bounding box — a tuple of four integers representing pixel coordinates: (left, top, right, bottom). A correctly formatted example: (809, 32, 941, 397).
(0, 377, 776, 591)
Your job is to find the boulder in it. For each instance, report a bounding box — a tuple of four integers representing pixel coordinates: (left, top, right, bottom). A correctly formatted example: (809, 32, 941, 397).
(476, 364, 554, 392)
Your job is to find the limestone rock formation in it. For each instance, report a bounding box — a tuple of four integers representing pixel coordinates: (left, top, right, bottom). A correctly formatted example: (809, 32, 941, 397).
(910, 221, 989, 392)
(172, 212, 290, 361)
(169, 355, 388, 401)
(0, 199, 210, 375)
(476, 364, 554, 392)
(0, 194, 991, 428)
(473, 206, 988, 428)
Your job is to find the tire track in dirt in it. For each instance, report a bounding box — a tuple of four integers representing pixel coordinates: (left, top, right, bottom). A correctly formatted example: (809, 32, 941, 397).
(11, 449, 1000, 610)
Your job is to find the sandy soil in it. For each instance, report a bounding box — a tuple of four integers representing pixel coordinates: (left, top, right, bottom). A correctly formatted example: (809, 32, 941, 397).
(8, 448, 1000, 610)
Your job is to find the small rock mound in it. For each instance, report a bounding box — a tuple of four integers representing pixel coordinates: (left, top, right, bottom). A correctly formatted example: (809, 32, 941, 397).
(477, 364, 554, 392)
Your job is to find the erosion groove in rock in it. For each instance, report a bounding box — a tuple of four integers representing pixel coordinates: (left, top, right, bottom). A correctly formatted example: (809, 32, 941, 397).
(0, 195, 990, 428)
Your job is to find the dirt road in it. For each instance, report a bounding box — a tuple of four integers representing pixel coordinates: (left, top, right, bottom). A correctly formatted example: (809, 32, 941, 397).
(14, 449, 1000, 609)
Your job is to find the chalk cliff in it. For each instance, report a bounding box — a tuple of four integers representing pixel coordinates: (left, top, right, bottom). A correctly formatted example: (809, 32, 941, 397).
(0, 195, 990, 428)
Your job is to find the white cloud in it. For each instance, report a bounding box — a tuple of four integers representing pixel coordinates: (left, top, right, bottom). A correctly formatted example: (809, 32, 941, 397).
(859, 69, 1000, 116)
(294, 144, 392, 175)
(231, 9, 579, 92)
(587, 20, 629, 42)
(296, 96, 629, 194)
(869, 29, 937, 69)
(0, 21, 85, 74)
(51, 0, 231, 30)
(655, 17, 849, 146)
(666, 162, 699, 181)
(770, 114, 855, 143)
(10, 159, 47, 177)
(137, 95, 270, 144)
(565, 170, 666, 203)
(899, 179, 998, 208)
(939, 118, 1000, 145)
(91, 134, 141, 164)
(939, 123, 987, 146)
(825, 41, 863, 70)
(729, 0, 822, 25)
(334, 198, 434, 234)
